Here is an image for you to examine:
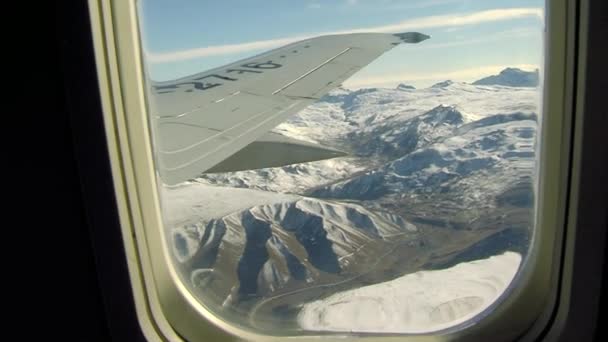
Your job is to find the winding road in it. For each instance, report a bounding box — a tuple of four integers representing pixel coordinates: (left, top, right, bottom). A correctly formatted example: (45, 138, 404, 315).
(247, 231, 416, 329)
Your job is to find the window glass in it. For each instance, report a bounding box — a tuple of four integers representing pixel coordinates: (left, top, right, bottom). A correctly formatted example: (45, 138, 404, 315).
(138, 0, 544, 334)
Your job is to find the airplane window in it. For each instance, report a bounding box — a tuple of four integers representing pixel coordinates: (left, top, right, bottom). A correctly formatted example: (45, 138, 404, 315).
(136, 0, 545, 336)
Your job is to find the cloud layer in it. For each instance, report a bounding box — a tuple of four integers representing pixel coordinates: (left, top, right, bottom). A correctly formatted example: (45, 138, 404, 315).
(147, 7, 542, 63)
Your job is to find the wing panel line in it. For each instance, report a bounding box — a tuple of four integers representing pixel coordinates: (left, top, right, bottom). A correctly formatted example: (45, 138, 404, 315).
(272, 48, 352, 95)
(158, 105, 277, 154)
(160, 101, 305, 171)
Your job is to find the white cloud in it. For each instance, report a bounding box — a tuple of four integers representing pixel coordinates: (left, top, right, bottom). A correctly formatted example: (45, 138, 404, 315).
(395, 0, 471, 10)
(147, 8, 542, 63)
(443, 26, 462, 33)
(148, 36, 305, 64)
(341, 7, 543, 34)
(342, 0, 464, 9)
(342, 64, 540, 89)
(308, 3, 321, 9)
(415, 27, 539, 50)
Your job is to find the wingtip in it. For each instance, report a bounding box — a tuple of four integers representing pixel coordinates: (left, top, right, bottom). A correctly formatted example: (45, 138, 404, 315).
(393, 32, 431, 43)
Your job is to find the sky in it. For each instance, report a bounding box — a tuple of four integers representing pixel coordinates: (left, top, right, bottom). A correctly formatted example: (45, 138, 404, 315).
(138, 0, 544, 89)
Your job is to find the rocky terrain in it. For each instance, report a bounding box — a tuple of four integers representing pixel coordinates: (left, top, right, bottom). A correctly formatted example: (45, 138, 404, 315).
(162, 68, 541, 332)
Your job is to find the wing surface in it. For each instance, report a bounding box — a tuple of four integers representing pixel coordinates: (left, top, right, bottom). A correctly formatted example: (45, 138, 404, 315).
(148, 32, 430, 184)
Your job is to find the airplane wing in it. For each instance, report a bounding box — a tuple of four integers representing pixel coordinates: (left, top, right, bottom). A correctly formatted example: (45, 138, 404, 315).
(148, 32, 430, 185)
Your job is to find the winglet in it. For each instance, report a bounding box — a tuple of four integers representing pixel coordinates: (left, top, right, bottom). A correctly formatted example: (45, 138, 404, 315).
(393, 32, 431, 43)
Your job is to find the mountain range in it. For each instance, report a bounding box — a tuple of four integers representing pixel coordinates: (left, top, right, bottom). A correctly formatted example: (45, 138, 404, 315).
(165, 70, 540, 331)
(472, 67, 539, 87)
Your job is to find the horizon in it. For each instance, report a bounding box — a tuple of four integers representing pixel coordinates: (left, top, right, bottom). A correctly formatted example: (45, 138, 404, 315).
(345, 66, 540, 90)
(138, 1, 544, 88)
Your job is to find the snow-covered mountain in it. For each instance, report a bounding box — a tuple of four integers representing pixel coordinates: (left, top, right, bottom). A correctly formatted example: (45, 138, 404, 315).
(169, 189, 417, 306)
(298, 251, 521, 333)
(311, 109, 537, 207)
(473, 67, 539, 87)
(165, 76, 539, 330)
(197, 81, 539, 194)
(397, 83, 416, 91)
(431, 80, 456, 88)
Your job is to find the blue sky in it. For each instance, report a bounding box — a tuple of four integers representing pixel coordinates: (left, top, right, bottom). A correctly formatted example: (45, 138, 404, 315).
(138, 0, 544, 88)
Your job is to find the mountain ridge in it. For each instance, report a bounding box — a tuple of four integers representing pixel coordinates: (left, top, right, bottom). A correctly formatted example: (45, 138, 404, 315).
(171, 76, 539, 329)
(472, 67, 539, 87)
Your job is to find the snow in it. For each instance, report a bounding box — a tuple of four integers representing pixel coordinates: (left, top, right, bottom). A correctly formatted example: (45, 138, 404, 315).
(298, 251, 522, 333)
(473, 68, 539, 87)
(159, 182, 300, 228)
(159, 78, 538, 331)
(311, 103, 537, 206)
(194, 157, 366, 194)
(197, 82, 539, 198)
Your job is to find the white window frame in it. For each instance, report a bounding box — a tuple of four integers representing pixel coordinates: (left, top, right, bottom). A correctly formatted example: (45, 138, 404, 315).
(87, 0, 584, 340)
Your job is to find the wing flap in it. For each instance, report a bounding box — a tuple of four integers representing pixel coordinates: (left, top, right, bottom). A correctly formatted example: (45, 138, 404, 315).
(157, 99, 315, 184)
(206, 132, 347, 173)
